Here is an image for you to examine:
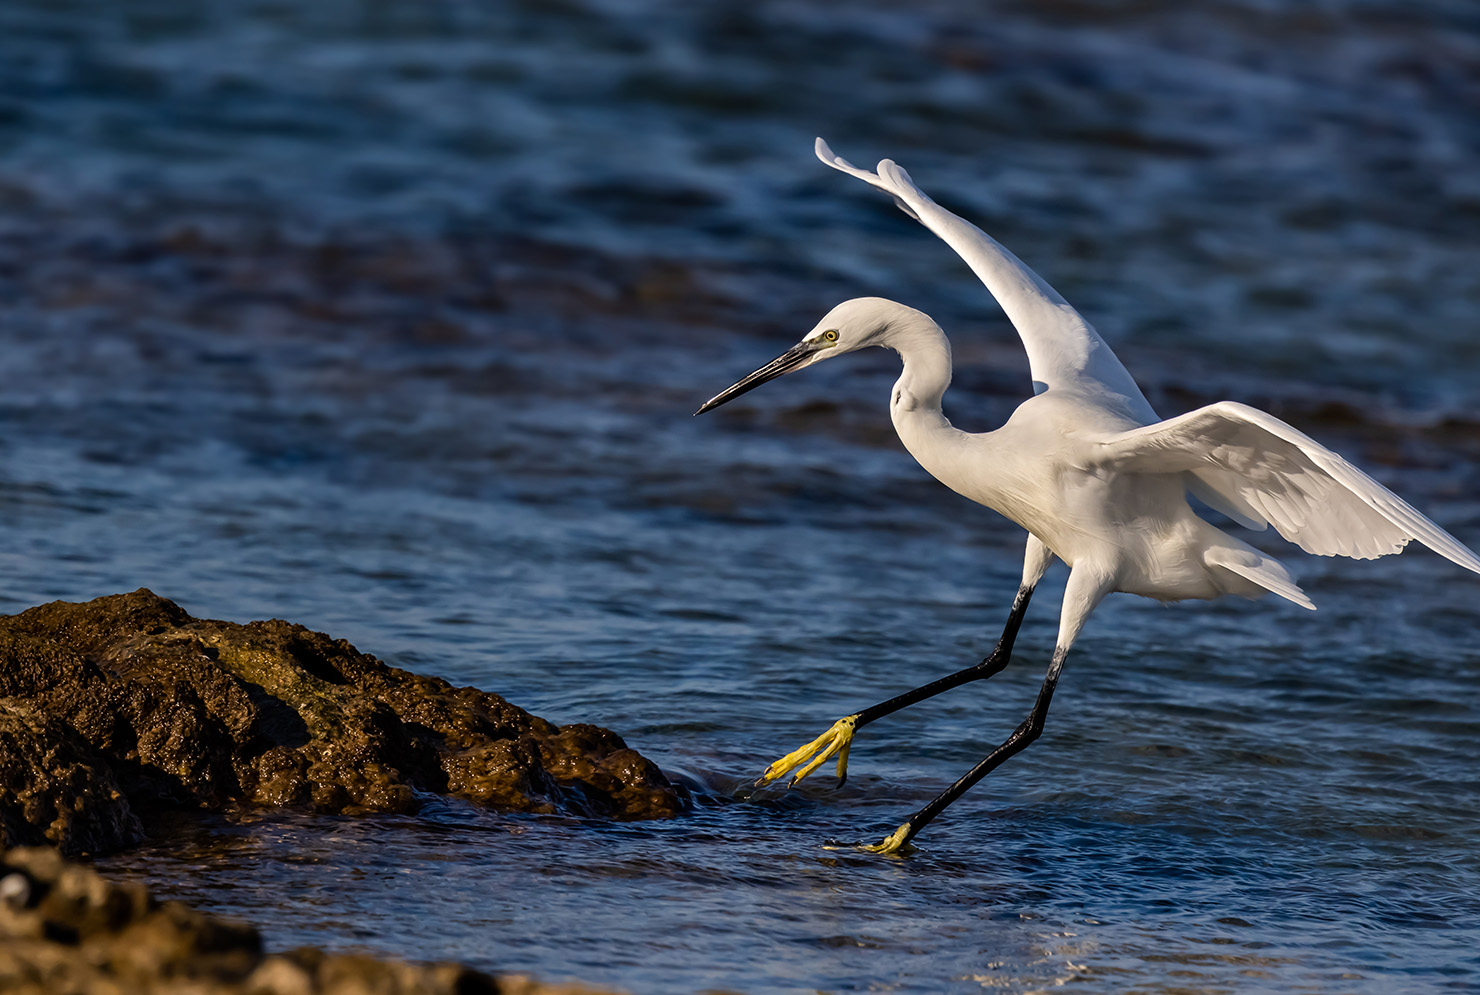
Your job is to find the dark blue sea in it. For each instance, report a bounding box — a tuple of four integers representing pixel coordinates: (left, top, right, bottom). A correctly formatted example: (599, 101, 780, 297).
(3, 1, 1479, 991)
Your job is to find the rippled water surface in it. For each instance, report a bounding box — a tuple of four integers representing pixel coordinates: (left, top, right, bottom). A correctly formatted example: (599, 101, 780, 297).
(4, 1, 1480, 991)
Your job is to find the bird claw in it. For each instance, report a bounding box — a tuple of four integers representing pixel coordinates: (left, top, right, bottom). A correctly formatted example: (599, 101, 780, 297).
(756, 714, 858, 789)
(858, 822, 915, 855)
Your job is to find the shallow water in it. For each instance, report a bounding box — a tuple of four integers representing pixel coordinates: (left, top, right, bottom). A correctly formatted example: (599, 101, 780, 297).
(3, 0, 1480, 991)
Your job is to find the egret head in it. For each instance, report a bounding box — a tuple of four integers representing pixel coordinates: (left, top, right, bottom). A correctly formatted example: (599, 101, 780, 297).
(694, 297, 906, 415)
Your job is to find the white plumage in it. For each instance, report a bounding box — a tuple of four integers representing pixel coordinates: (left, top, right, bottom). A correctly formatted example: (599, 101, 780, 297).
(694, 139, 1480, 854)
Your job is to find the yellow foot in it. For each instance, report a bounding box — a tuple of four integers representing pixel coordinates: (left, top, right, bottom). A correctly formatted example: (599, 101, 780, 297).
(859, 823, 915, 855)
(756, 714, 859, 788)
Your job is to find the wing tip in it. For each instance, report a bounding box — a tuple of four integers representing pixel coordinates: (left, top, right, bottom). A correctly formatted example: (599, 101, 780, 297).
(876, 158, 917, 191)
(816, 141, 921, 220)
(1436, 544, 1480, 577)
(816, 136, 865, 177)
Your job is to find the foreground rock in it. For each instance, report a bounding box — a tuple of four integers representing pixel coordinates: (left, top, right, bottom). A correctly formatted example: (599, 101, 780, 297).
(0, 846, 613, 995)
(0, 590, 685, 855)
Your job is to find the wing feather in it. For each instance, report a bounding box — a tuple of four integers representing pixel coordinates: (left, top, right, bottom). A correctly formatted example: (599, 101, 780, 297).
(1097, 401, 1480, 572)
(815, 138, 1155, 419)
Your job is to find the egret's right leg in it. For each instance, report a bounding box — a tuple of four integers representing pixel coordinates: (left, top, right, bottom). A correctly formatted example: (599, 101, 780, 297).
(757, 537, 1053, 789)
(862, 564, 1111, 854)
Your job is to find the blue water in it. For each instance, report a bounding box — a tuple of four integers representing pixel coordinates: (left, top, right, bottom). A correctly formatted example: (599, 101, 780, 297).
(3, 0, 1480, 991)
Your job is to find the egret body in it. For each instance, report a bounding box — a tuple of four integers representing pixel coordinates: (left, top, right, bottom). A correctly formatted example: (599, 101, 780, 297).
(696, 139, 1480, 854)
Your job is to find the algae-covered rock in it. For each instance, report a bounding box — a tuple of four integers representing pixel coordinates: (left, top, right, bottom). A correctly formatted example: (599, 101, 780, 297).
(0, 700, 143, 855)
(0, 590, 685, 854)
(0, 846, 617, 994)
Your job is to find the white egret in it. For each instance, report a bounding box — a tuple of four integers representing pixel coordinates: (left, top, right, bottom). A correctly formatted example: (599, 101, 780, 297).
(695, 138, 1480, 855)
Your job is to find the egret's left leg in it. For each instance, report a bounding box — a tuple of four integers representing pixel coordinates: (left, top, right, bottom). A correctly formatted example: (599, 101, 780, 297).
(757, 536, 1054, 790)
(757, 583, 1033, 788)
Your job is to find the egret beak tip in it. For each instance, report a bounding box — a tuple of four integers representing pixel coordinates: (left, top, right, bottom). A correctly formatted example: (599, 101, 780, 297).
(694, 342, 818, 418)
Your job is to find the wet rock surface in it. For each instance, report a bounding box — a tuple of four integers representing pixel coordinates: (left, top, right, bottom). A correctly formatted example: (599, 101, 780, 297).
(0, 846, 615, 995)
(0, 590, 685, 855)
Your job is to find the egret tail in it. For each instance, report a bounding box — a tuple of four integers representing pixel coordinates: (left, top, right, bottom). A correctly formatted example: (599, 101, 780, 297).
(1206, 545, 1317, 611)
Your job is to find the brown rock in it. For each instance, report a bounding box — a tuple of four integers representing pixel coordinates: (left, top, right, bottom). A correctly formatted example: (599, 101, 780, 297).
(0, 846, 609, 995)
(0, 590, 686, 855)
(0, 700, 143, 855)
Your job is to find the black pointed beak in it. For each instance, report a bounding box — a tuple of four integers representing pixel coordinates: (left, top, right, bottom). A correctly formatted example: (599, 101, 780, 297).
(695, 342, 820, 416)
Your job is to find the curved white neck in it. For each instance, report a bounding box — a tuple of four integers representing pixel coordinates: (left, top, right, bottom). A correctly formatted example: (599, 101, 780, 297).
(881, 311, 953, 416)
(877, 310, 990, 508)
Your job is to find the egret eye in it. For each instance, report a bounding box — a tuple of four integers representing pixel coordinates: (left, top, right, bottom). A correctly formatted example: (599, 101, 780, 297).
(823, 329, 839, 343)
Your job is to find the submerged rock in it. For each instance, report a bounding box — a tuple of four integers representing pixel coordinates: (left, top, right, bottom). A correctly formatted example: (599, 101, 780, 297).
(0, 846, 615, 994)
(0, 590, 684, 855)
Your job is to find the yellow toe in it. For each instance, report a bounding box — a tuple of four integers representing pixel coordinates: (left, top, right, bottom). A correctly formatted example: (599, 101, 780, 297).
(859, 823, 914, 855)
(756, 714, 858, 787)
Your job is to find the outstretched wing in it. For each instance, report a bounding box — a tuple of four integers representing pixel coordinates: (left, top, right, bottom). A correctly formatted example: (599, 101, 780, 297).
(1095, 400, 1480, 571)
(816, 138, 1154, 419)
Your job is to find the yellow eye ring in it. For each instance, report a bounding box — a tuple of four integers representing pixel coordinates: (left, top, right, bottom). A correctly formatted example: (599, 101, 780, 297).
(823, 329, 839, 343)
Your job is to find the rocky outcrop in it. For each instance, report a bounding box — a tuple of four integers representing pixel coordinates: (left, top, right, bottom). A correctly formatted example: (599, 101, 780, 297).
(0, 846, 614, 995)
(0, 590, 685, 855)
(0, 701, 143, 857)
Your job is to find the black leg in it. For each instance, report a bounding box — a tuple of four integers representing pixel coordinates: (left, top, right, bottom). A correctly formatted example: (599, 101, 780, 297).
(757, 582, 1037, 789)
(852, 582, 1036, 730)
(865, 643, 1069, 853)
